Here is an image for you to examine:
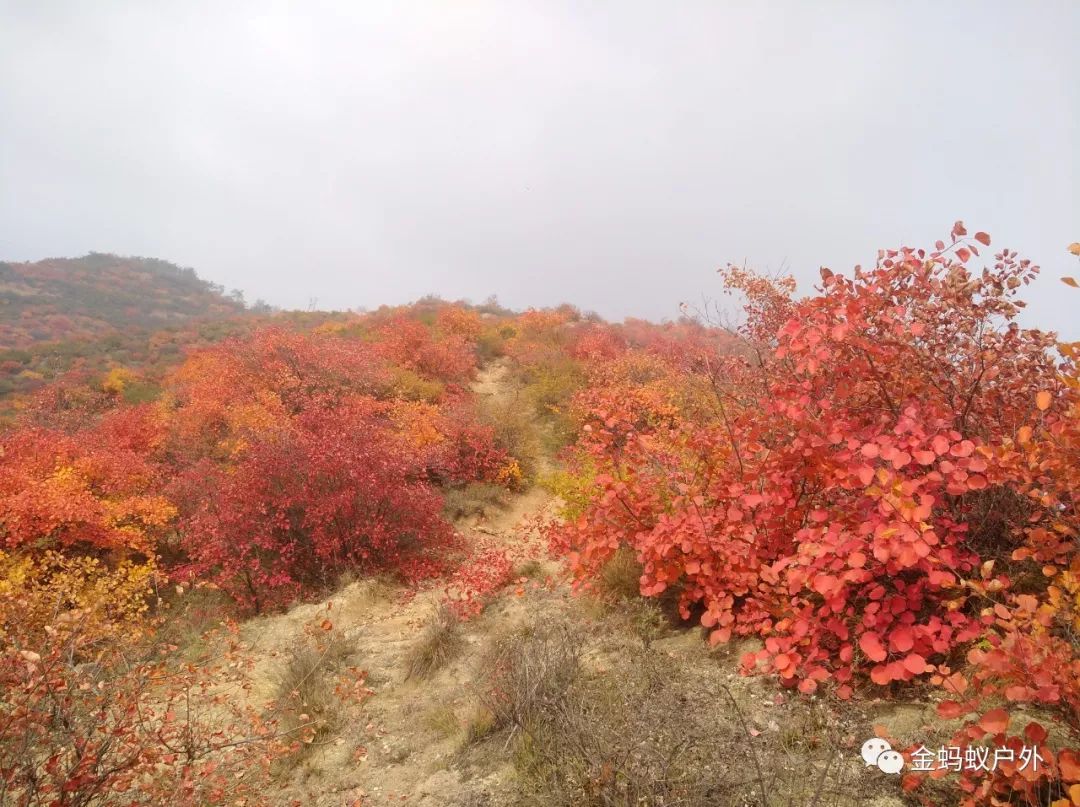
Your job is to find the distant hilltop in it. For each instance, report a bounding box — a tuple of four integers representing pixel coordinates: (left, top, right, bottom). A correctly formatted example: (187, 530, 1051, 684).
(0, 253, 247, 350)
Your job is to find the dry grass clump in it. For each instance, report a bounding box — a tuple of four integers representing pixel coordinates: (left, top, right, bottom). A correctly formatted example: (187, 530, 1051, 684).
(597, 547, 644, 600)
(443, 482, 511, 521)
(463, 704, 498, 746)
(514, 558, 546, 580)
(274, 631, 355, 749)
(404, 604, 464, 681)
(475, 626, 583, 736)
(595, 548, 687, 632)
(470, 621, 872, 807)
(422, 705, 462, 739)
(509, 643, 729, 806)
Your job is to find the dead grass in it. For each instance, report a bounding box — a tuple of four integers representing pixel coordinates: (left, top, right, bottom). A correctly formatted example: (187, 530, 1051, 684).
(423, 705, 462, 740)
(462, 704, 498, 746)
(404, 604, 464, 681)
(443, 482, 511, 521)
(475, 626, 583, 735)
(515, 558, 546, 580)
(467, 616, 880, 807)
(594, 548, 689, 633)
(597, 547, 643, 600)
(273, 631, 356, 751)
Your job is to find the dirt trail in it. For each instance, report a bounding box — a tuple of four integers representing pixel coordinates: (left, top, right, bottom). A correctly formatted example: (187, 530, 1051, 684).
(240, 359, 560, 806)
(238, 360, 914, 807)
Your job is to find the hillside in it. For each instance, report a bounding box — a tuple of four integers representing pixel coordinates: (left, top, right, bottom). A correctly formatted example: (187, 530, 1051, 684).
(0, 253, 245, 349)
(0, 254, 254, 413)
(1, 229, 1079, 806)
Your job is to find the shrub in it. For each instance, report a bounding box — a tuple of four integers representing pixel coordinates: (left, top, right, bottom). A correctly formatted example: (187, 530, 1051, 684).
(478, 395, 542, 485)
(475, 627, 583, 735)
(0, 600, 292, 805)
(551, 226, 1063, 698)
(177, 398, 453, 612)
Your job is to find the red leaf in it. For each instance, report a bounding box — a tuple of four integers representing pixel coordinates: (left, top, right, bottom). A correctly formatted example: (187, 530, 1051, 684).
(1024, 722, 1048, 743)
(812, 573, 839, 596)
(1005, 684, 1032, 702)
(1059, 749, 1080, 782)
(889, 626, 914, 653)
(937, 701, 965, 719)
(870, 664, 892, 685)
(977, 708, 1009, 735)
(974, 231, 991, 246)
(902, 653, 926, 675)
(860, 632, 887, 662)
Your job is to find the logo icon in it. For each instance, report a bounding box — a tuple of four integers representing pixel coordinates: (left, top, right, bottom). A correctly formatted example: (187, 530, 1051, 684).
(861, 738, 904, 774)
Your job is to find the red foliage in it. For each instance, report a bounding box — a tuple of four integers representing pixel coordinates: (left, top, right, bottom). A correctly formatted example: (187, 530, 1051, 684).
(176, 397, 454, 612)
(373, 315, 476, 383)
(0, 423, 173, 556)
(552, 228, 1062, 694)
(443, 540, 515, 618)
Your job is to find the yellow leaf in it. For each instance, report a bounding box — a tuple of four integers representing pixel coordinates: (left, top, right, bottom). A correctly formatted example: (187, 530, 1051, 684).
(1064, 276, 1080, 288)
(1069, 242, 1080, 256)
(1037, 390, 1052, 411)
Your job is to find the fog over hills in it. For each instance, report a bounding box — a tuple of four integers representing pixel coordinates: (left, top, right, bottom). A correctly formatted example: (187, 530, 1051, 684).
(2, 2, 1077, 337)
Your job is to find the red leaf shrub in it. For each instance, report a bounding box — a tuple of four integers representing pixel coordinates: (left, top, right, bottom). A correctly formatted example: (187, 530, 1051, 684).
(177, 397, 455, 612)
(551, 228, 1061, 693)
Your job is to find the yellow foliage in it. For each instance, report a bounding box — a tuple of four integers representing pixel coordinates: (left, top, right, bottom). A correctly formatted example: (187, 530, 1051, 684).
(0, 550, 157, 647)
(542, 465, 598, 521)
(1048, 571, 1080, 634)
(391, 400, 446, 448)
(314, 320, 349, 335)
(389, 367, 445, 402)
(102, 366, 137, 395)
(495, 458, 523, 488)
(437, 306, 483, 340)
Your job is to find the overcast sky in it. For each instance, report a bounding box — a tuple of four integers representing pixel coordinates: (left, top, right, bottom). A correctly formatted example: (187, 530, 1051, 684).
(1, 2, 1077, 335)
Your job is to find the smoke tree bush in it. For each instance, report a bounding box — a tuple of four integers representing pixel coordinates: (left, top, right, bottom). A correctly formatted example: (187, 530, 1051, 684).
(550, 226, 1080, 804)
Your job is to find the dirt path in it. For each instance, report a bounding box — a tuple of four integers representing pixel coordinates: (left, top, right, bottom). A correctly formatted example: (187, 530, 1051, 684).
(237, 360, 914, 807)
(238, 360, 560, 806)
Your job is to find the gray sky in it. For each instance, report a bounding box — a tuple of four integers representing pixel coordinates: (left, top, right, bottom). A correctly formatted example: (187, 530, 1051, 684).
(1, 2, 1077, 336)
